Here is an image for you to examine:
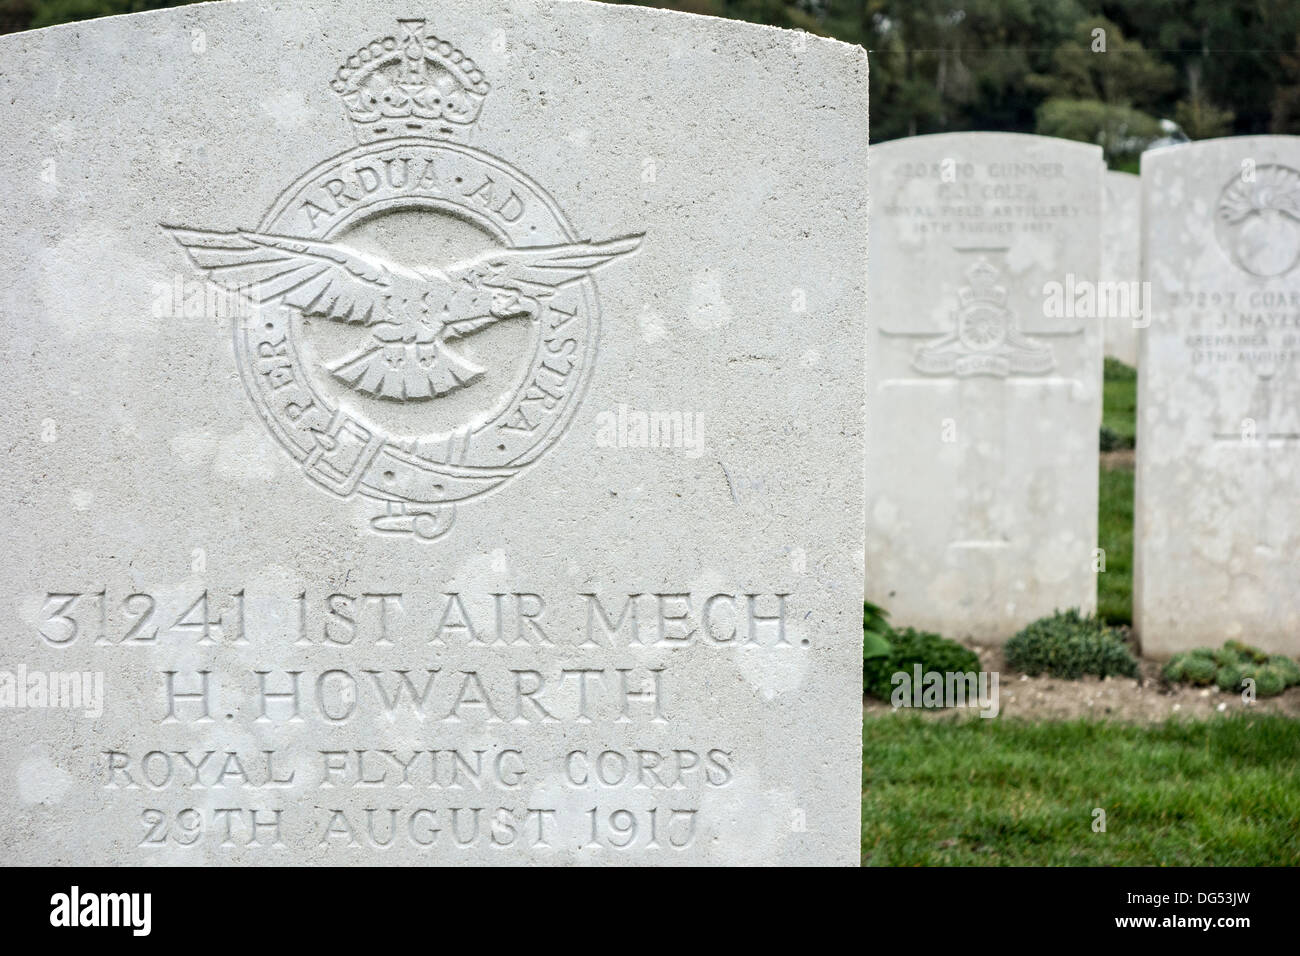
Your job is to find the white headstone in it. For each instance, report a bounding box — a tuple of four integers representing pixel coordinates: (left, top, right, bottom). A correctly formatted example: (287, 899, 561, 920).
(1102, 170, 1141, 366)
(1135, 136, 1300, 657)
(867, 132, 1103, 642)
(0, 1, 868, 864)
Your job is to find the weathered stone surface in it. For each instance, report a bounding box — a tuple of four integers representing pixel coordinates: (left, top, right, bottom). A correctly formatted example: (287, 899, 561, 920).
(1102, 170, 1141, 366)
(867, 132, 1103, 643)
(1135, 136, 1300, 657)
(0, 0, 867, 864)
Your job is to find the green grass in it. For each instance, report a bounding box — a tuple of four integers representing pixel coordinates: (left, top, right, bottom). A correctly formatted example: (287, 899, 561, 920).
(1098, 357, 1137, 625)
(1098, 466, 1134, 626)
(1102, 357, 1138, 447)
(862, 715, 1300, 865)
(858, 358, 1300, 868)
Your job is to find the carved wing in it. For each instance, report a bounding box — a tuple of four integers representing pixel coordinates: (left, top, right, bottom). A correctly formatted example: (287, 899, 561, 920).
(163, 227, 416, 325)
(438, 235, 643, 337)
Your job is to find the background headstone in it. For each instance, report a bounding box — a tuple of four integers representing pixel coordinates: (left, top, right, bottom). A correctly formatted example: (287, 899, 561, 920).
(1102, 170, 1141, 367)
(867, 132, 1103, 642)
(1135, 136, 1300, 657)
(0, 0, 867, 864)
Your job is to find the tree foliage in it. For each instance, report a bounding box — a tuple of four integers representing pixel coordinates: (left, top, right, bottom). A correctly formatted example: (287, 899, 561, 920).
(5, 0, 1299, 164)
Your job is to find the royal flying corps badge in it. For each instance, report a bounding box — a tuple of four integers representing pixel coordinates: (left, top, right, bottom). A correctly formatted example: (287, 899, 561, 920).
(165, 18, 643, 541)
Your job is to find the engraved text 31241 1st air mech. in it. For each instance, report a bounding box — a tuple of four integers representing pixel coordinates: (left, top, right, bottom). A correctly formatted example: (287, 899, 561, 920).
(165, 18, 643, 541)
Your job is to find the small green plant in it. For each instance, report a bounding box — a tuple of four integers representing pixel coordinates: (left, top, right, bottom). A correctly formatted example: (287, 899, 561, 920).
(1163, 641, 1300, 698)
(1271, 655, 1300, 685)
(1255, 666, 1289, 698)
(1222, 640, 1269, 664)
(1099, 425, 1135, 451)
(1215, 662, 1244, 692)
(1163, 648, 1218, 685)
(862, 626, 980, 702)
(1103, 356, 1137, 382)
(1005, 609, 1138, 679)
(863, 600, 892, 661)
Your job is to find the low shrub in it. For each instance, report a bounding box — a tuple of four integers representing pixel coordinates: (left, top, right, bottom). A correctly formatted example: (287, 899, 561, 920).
(1222, 640, 1269, 665)
(1163, 648, 1218, 686)
(1271, 655, 1300, 685)
(1164, 641, 1300, 698)
(1004, 609, 1138, 679)
(1255, 665, 1289, 698)
(863, 600, 892, 661)
(1214, 663, 1244, 693)
(862, 626, 980, 702)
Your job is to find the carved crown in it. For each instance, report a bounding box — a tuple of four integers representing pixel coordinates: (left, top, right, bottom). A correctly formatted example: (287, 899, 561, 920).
(331, 19, 489, 143)
(957, 258, 1008, 308)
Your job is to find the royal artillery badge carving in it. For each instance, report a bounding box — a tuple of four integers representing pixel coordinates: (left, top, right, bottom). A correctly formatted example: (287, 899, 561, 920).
(166, 18, 642, 541)
(912, 258, 1055, 378)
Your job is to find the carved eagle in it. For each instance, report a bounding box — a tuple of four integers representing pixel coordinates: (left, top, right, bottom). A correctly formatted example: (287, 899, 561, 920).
(164, 227, 642, 401)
